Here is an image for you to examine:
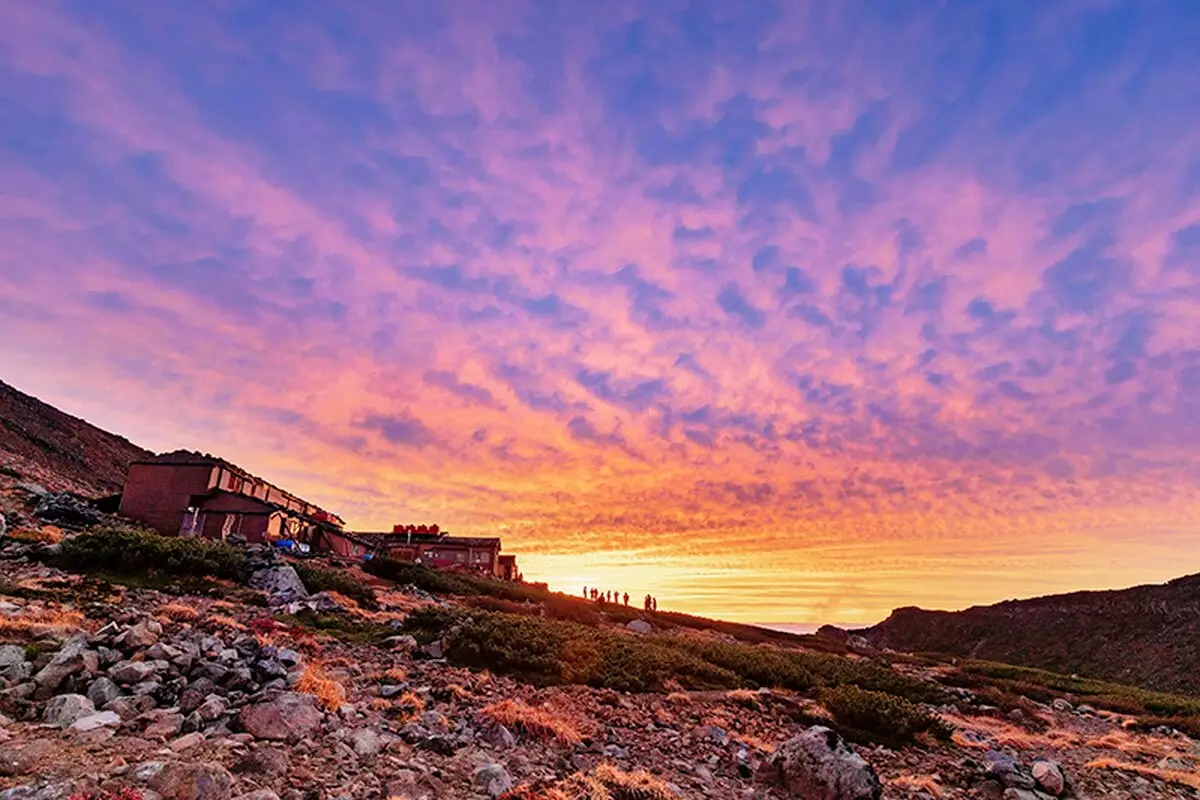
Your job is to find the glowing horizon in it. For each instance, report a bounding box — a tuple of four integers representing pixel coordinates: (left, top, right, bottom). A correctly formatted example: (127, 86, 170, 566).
(2, 2, 1198, 625)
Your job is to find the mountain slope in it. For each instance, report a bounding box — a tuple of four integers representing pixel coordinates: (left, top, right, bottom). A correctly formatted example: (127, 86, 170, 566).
(863, 574, 1200, 695)
(0, 378, 150, 495)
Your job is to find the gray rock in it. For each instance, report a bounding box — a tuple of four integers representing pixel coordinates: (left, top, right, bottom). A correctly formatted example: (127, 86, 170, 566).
(248, 566, 308, 605)
(1050, 698, 1073, 712)
(87, 676, 121, 707)
(348, 727, 381, 758)
(194, 694, 229, 722)
(116, 619, 162, 650)
(42, 694, 95, 727)
(761, 726, 881, 800)
(626, 619, 653, 634)
(480, 722, 517, 749)
(109, 659, 162, 684)
(142, 710, 185, 739)
(474, 763, 513, 798)
(232, 792, 281, 800)
(238, 692, 322, 741)
(33, 635, 97, 690)
(986, 751, 1036, 790)
(69, 710, 122, 732)
(33, 492, 100, 528)
(1031, 760, 1066, 796)
(0, 645, 25, 670)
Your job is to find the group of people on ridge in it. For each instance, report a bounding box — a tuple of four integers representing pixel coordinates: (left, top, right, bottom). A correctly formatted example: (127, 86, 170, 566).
(583, 586, 658, 611)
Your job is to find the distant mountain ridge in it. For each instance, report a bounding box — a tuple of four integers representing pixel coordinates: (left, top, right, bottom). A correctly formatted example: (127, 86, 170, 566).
(0, 378, 150, 495)
(861, 574, 1200, 695)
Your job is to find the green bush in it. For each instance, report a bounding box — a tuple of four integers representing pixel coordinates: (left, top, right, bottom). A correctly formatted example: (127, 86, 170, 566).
(293, 563, 377, 609)
(402, 606, 942, 698)
(58, 525, 242, 580)
(820, 685, 952, 746)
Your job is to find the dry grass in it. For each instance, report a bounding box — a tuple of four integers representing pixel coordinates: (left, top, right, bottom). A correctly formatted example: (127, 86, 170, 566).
(0, 606, 84, 635)
(380, 666, 408, 683)
(666, 692, 690, 705)
(395, 690, 425, 719)
(726, 688, 761, 709)
(481, 700, 582, 746)
(203, 614, 247, 633)
(8, 526, 63, 544)
(557, 764, 680, 800)
(1083, 729, 1187, 761)
(1086, 757, 1200, 790)
(736, 733, 777, 754)
(888, 774, 945, 798)
(158, 603, 199, 622)
(948, 713, 1081, 750)
(294, 663, 346, 712)
(324, 590, 360, 610)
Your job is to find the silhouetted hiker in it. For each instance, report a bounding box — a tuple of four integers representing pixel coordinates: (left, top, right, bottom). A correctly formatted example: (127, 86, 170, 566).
(652, 597, 658, 611)
(644, 594, 651, 611)
(623, 592, 629, 606)
(582, 586, 588, 599)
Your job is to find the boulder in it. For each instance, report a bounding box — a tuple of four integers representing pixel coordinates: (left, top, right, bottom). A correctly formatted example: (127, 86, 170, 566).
(1031, 760, 1066, 796)
(474, 763, 514, 798)
(109, 659, 162, 684)
(238, 692, 322, 741)
(986, 751, 1036, 790)
(143, 710, 186, 740)
(116, 619, 162, 650)
(147, 760, 234, 800)
(760, 726, 882, 800)
(42, 694, 95, 727)
(626, 620, 653, 634)
(231, 746, 289, 777)
(69, 710, 122, 732)
(0, 645, 25, 671)
(247, 567, 308, 605)
(86, 676, 121, 707)
(33, 635, 97, 690)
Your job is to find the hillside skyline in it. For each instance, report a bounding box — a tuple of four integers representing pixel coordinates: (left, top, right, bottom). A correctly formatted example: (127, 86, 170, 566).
(1, 2, 1198, 624)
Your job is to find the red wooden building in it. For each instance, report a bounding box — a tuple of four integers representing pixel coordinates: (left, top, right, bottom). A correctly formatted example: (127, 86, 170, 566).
(320, 528, 519, 580)
(118, 451, 344, 546)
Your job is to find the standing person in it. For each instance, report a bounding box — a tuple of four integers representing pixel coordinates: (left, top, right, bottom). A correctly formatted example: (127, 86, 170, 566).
(583, 586, 588, 599)
(644, 594, 651, 611)
(623, 592, 629, 606)
(652, 597, 658, 612)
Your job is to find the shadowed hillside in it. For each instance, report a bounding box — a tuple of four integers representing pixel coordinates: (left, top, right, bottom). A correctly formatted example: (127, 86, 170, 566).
(862, 574, 1200, 695)
(0, 378, 150, 495)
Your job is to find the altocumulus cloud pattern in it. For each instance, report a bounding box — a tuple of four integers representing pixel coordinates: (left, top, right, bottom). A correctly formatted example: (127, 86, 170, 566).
(1, 1, 1198, 622)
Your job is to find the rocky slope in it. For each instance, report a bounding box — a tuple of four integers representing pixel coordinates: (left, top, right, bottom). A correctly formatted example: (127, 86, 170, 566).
(861, 575, 1200, 695)
(0, 379, 150, 496)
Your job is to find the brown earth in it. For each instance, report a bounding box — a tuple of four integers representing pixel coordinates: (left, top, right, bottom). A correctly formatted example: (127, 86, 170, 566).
(860, 576, 1200, 695)
(0, 378, 150, 496)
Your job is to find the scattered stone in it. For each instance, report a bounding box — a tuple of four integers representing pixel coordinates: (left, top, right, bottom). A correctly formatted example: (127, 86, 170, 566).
(32, 492, 100, 528)
(1031, 760, 1066, 796)
(42, 693, 95, 727)
(626, 619, 653, 634)
(760, 726, 882, 800)
(33, 635, 97, 690)
(69, 710, 122, 732)
(116, 618, 162, 649)
(147, 760, 234, 800)
(0, 740, 54, 777)
(86, 676, 121, 707)
(232, 746, 289, 777)
(238, 692, 322, 741)
(247, 566, 308, 606)
(474, 763, 514, 798)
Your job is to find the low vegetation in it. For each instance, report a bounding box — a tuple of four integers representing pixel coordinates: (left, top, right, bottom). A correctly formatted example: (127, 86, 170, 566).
(403, 606, 943, 703)
(820, 685, 952, 746)
(947, 660, 1200, 736)
(293, 562, 377, 609)
(57, 524, 242, 580)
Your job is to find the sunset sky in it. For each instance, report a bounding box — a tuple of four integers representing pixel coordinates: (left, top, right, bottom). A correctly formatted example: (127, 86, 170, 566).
(2, 2, 1198, 625)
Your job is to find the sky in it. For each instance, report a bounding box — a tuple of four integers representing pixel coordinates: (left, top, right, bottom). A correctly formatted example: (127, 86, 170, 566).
(1, 1, 1199, 626)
